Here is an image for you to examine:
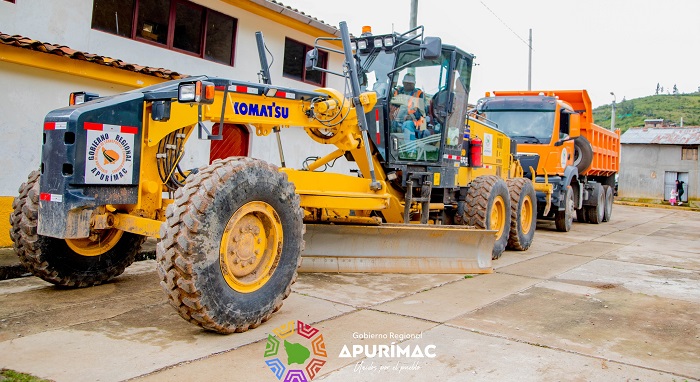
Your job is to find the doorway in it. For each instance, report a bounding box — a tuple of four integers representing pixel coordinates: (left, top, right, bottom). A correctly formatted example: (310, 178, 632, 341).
(664, 171, 688, 202)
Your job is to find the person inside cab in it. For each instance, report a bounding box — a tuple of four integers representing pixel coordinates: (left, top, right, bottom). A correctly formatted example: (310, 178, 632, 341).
(391, 74, 429, 141)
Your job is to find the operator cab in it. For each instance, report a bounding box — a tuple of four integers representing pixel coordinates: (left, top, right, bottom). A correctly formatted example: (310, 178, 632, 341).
(350, 28, 474, 172)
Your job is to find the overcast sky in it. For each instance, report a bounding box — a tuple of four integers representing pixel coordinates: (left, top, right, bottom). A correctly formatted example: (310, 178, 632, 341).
(281, 0, 700, 107)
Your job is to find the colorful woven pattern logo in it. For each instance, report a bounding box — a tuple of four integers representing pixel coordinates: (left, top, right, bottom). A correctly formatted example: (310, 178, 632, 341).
(263, 320, 327, 381)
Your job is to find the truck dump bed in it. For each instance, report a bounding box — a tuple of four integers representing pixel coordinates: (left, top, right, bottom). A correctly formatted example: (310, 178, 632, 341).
(553, 90, 620, 177)
(580, 120, 620, 177)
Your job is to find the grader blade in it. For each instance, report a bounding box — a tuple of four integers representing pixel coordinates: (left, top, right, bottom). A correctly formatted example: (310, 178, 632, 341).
(299, 224, 496, 273)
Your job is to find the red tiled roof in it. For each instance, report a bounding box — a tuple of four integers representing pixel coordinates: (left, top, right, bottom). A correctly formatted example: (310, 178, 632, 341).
(267, 0, 339, 30)
(0, 33, 186, 80)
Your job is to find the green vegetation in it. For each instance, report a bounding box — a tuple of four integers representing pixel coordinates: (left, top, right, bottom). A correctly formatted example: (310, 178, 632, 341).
(0, 369, 52, 382)
(593, 93, 700, 133)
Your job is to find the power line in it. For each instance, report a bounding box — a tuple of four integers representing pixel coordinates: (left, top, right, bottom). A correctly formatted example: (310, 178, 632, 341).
(480, 1, 532, 49)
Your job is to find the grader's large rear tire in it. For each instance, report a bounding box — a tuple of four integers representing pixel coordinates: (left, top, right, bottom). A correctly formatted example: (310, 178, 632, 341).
(506, 178, 537, 251)
(10, 170, 145, 287)
(555, 185, 574, 232)
(464, 176, 511, 260)
(157, 157, 303, 334)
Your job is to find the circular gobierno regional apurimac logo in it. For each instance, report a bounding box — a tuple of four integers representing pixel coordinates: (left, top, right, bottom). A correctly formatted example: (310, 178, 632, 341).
(263, 320, 327, 381)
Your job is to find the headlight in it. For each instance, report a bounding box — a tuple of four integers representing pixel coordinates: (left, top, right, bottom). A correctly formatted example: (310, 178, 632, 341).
(178, 81, 215, 104)
(178, 84, 196, 102)
(69, 91, 99, 105)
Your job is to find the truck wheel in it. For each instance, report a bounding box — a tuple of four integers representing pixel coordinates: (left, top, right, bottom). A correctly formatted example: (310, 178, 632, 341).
(586, 183, 605, 224)
(11, 170, 145, 287)
(602, 185, 613, 222)
(573, 136, 594, 174)
(464, 176, 511, 260)
(506, 178, 536, 251)
(554, 185, 574, 232)
(575, 208, 587, 223)
(157, 157, 303, 334)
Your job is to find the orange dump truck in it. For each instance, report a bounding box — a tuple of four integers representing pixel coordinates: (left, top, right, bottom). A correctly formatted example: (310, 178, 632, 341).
(473, 90, 620, 231)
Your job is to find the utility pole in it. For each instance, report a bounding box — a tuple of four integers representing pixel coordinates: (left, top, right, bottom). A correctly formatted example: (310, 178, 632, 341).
(528, 29, 532, 90)
(410, 0, 418, 30)
(610, 92, 616, 131)
(408, 0, 418, 77)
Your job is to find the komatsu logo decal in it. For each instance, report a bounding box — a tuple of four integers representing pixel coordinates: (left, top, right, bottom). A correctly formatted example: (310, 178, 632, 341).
(85, 130, 135, 184)
(233, 102, 289, 119)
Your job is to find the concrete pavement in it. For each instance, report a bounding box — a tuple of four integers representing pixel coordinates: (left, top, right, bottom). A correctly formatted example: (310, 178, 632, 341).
(0, 204, 699, 381)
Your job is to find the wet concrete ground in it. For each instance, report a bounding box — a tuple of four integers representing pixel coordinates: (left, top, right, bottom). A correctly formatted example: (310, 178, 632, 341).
(0, 204, 699, 382)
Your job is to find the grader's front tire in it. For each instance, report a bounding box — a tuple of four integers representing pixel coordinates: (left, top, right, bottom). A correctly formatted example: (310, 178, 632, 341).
(465, 176, 511, 260)
(506, 178, 537, 251)
(157, 157, 303, 334)
(10, 170, 145, 287)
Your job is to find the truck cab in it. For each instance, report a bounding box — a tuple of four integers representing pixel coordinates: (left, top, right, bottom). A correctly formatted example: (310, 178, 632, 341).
(475, 92, 578, 178)
(474, 90, 620, 232)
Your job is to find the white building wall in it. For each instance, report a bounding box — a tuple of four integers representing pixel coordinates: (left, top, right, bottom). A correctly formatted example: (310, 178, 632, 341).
(0, 61, 133, 196)
(0, 0, 346, 90)
(0, 0, 357, 198)
(618, 144, 699, 201)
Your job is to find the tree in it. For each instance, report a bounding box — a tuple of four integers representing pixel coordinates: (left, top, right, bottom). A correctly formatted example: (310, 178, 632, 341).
(673, 84, 679, 95)
(660, 86, 664, 93)
(656, 83, 660, 95)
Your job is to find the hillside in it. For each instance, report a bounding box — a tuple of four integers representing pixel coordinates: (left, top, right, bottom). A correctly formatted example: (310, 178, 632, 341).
(592, 93, 700, 133)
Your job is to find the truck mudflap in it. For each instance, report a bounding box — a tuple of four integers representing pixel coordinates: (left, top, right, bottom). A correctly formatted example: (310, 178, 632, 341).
(299, 224, 495, 273)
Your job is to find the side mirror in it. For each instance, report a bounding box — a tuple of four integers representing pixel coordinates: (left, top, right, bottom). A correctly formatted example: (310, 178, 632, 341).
(554, 136, 574, 146)
(421, 37, 442, 60)
(305, 48, 318, 71)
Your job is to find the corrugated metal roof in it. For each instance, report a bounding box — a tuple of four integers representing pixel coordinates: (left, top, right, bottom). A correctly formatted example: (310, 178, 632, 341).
(621, 127, 700, 144)
(0, 33, 187, 80)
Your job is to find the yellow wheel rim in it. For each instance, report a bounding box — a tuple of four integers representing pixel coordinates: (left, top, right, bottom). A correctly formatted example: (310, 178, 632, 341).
(220, 201, 283, 294)
(65, 229, 124, 257)
(490, 195, 507, 238)
(520, 195, 534, 235)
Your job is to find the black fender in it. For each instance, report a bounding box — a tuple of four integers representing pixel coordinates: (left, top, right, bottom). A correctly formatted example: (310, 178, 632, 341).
(562, 166, 581, 210)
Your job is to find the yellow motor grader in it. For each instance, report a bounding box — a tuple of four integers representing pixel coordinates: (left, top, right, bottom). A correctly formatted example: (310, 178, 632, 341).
(10, 22, 536, 333)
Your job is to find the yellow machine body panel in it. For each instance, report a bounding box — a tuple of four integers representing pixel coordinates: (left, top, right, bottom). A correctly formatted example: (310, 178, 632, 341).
(457, 116, 517, 185)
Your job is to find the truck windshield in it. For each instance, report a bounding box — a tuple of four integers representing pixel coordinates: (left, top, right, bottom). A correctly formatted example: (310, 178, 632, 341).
(485, 110, 555, 144)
